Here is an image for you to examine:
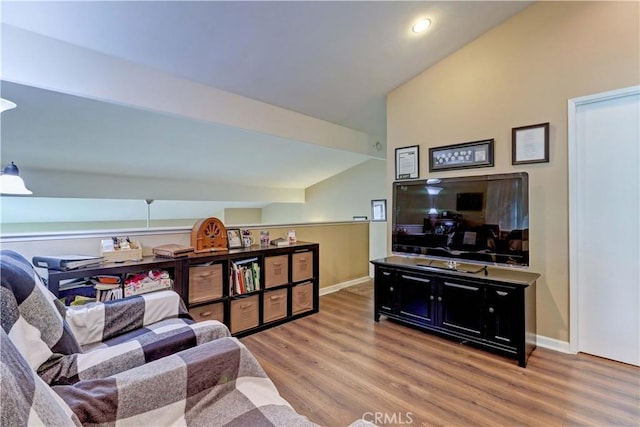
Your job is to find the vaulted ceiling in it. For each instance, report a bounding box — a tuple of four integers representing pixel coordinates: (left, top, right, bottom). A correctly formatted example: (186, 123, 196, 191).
(0, 1, 532, 201)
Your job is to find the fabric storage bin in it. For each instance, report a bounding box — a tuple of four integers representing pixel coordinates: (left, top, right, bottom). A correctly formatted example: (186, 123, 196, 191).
(292, 281, 313, 315)
(263, 288, 288, 323)
(264, 255, 289, 288)
(189, 264, 223, 303)
(230, 294, 259, 334)
(292, 251, 313, 282)
(188, 302, 224, 323)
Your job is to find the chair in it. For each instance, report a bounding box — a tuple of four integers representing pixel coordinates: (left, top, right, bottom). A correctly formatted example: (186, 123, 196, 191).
(0, 249, 230, 385)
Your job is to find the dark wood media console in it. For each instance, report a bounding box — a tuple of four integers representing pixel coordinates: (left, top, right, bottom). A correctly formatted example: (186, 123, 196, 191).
(371, 256, 539, 367)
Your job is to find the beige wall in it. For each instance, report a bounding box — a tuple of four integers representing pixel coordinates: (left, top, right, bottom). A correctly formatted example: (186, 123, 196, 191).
(387, 1, 640, 342)
(243, 223, 370, 288)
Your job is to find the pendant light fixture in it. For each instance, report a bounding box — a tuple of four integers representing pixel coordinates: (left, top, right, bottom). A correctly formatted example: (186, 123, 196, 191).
(0, 98, 17, 113)
(0, 99, 32, 195)
(0, 162, 33, 195)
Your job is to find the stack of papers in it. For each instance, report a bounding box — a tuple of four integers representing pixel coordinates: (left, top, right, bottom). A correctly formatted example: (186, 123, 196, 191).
(32, 255, 104, 271)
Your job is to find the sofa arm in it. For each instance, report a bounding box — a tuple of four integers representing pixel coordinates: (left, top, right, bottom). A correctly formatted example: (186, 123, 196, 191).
(65, 290, 191, 346)
(38, 319, 231, 386)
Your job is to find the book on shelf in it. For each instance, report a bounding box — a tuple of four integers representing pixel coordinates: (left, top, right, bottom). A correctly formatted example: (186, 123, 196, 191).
(152, 244, 194, 258)
(91, 275, 121, 285)
(94, 283, 122, 302)
(230, 258, 260, 295)
(32, 255, 104, 271)
(58, 278, 93, 291)
(270, 238, 289, 247)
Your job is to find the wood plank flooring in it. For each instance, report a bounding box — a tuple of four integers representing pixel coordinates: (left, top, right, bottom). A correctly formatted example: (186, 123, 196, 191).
(240, 284, 640, 427)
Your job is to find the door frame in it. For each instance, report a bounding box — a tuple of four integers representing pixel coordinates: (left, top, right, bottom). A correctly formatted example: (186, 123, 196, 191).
(567, 85, 640, 354)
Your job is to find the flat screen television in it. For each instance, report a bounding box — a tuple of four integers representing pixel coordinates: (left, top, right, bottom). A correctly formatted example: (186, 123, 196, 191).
(392, 172, 529, 268)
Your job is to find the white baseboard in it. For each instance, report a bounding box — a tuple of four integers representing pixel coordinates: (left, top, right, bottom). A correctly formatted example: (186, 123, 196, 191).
(319, 276, 372, 296)
(536, 335, 572, 354)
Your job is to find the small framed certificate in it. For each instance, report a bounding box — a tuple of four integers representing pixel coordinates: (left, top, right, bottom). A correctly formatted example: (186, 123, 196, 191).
(512, 122, 550, 165)
(395, 145, 419, 180)
(371, 199, 387, 222)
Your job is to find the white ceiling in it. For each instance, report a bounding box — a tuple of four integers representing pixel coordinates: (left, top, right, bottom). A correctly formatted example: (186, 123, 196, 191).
(0, 1, 532, 198)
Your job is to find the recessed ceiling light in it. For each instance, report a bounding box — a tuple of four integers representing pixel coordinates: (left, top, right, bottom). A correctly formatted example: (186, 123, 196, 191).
(412, 18, 431, 34)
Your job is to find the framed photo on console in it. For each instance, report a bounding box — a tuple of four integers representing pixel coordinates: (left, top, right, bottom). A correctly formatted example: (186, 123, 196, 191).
(512, 122, 550, 165)
(226, 229, 243, 249)
(429, 139, 494, 172)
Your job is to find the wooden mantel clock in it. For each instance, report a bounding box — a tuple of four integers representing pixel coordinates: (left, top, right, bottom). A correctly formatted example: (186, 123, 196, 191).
(191, 217, 228, 252)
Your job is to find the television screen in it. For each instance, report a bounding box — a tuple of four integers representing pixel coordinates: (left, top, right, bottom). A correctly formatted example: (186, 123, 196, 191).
(392, 172, 529, 268)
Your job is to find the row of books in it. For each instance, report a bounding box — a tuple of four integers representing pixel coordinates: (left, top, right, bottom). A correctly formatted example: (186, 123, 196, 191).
(95, 284, 123, 301)
(230, 258, 260, 295)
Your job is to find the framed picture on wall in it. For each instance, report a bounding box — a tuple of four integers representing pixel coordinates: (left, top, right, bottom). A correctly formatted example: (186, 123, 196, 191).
(512, 122, 550, 165)
(371, 199, 387, 222)
(428, 139, 494, 172)
(395, 145, 419, 180)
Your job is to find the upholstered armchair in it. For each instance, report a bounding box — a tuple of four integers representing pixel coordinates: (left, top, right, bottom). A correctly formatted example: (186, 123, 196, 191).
(0, 249, 230, 385)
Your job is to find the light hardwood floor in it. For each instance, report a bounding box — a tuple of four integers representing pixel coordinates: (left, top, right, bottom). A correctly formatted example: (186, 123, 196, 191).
(241, 283, 640, 427)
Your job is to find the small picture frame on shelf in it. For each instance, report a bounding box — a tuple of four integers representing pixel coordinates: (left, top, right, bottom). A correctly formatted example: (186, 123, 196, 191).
(371, 199, 387, 222)
(226, 229, 243, 249)
(512, 122, 550, 165)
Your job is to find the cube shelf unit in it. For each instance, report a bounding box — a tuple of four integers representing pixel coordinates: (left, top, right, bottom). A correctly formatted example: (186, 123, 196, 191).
(44, 242, 319, 337)
(186, 241, 319, 336)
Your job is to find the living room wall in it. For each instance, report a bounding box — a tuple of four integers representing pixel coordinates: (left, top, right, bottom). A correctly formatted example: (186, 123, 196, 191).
(387, 1, 639, 344)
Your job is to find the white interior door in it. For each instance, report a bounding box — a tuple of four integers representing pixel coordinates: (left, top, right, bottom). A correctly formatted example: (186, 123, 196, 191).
(570, 87, 639, 366)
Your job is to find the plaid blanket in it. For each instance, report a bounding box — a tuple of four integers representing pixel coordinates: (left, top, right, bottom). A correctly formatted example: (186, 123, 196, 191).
(2, 328, 316, 427)
(54, 337, 317, 426)
(1, 250, 230, 386)
(1, 329, 81, 427)
(65, 289, 195, 346)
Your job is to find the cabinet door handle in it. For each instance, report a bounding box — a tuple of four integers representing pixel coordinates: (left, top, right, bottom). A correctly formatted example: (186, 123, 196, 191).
(401, 275, 430, 283)
(199, 311, 212, 317)
(270, 295, 282, 301)
(240, 303, 253, 309)
(430, 295, 435, 301)
(496, 291, 509, 297)
(390, 287, 394, 292)
(382, 271, 391, 277)
(444, 282, 479, 291)
(437, 296, 442, 302)
(488, 307, 495, 313)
